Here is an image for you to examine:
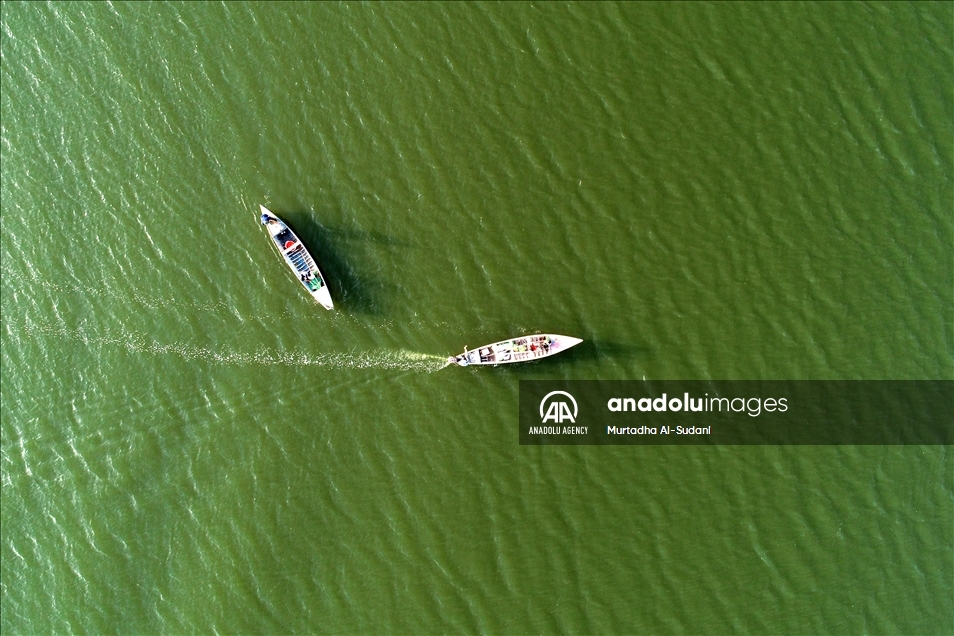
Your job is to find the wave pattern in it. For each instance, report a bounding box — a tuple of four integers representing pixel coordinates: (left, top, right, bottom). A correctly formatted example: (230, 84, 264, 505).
(2, 2, 951, 635)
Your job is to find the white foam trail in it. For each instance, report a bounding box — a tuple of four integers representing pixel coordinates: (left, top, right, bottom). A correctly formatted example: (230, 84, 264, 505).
(22, 323, 449, 372)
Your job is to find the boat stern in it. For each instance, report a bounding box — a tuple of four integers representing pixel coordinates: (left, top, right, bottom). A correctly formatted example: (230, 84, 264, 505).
(448, 350, 477, 366)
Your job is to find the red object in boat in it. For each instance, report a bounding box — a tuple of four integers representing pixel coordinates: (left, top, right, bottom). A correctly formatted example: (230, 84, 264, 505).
(284, 240, 296, 249)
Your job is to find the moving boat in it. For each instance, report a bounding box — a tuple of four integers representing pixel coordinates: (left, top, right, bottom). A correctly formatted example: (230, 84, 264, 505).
(449, 334, 582, 366)
(260, 205, 334, 310)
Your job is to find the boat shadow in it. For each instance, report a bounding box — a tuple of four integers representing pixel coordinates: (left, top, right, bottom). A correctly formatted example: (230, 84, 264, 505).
(284, 213, 392, 315)
(314, 225, 413, 248)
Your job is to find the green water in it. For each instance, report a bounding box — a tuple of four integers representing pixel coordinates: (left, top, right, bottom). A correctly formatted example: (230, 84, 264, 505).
(2, 2, 951, 633)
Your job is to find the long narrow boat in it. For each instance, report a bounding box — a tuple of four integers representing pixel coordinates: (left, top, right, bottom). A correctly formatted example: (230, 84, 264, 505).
(448, 334, 582, 366)
(260, 205, 334, 310)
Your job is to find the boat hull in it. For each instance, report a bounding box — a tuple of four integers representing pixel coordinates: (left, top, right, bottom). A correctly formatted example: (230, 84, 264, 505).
(450, 334, 582, 366)
(260, 205, 334, 310)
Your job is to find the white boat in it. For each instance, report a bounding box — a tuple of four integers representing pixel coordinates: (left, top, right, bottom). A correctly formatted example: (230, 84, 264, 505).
(449, 334, 582, 366)
(260, 205, 334, 310)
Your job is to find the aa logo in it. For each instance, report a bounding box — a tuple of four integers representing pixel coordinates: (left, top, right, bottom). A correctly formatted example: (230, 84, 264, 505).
(540, 391, 578, 424)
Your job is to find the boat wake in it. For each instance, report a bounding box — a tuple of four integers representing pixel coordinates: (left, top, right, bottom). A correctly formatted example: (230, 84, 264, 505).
(21, 323, 450, 373)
